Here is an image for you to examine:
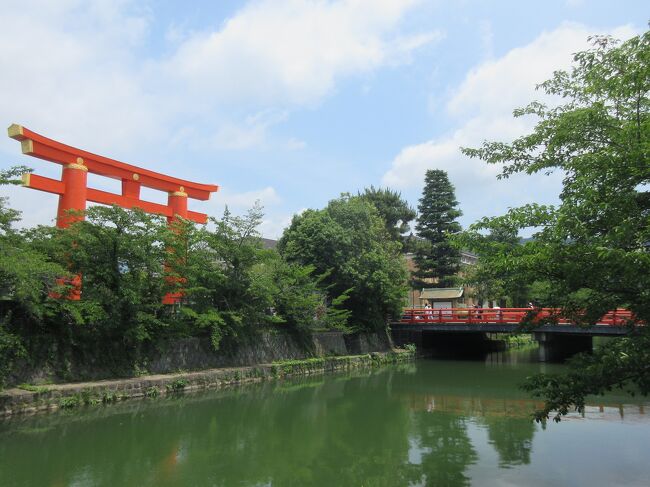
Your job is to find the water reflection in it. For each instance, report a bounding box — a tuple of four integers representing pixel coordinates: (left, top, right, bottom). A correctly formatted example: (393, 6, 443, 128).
(484, 416, 535, 468)
(1, 352, 649, 487)
(407, 411, 478, 486)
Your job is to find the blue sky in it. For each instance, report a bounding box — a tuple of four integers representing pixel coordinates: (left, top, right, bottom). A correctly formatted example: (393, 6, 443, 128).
(0, 0, 647, 237)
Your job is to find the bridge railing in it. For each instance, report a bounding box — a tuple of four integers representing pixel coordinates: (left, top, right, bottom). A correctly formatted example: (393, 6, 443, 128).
(397, 308, 635, 326)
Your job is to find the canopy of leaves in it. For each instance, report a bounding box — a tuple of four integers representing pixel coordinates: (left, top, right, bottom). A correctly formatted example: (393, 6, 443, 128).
(457, 31, 650, 422)
(358, 185, 416, 243)
(181, 204, 348, 348)
(0, 166, 64, 387)
(0, 181, 341, 386)
(277, 194, 408, 332)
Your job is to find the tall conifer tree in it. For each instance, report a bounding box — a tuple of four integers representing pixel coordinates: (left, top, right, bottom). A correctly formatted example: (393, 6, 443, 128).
(413, 169, 462, 288)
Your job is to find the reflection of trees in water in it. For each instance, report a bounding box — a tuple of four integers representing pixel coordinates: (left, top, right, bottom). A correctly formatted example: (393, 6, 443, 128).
(403, 392, 537, 483)
(0, 371, 417, 486)
(408, 411, 478, 487)
(4, 360, 650, 486)
(217, 371, 415, 486)
(483, 416, 535, 468)
(304, 376, 413, 486)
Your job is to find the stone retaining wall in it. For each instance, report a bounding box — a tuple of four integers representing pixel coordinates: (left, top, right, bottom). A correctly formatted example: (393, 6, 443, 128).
(9, 331, 391, 386)
(0, 350, 413, 417)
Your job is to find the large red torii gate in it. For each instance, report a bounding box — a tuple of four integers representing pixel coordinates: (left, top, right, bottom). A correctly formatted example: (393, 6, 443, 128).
(8, 123, 219, 303)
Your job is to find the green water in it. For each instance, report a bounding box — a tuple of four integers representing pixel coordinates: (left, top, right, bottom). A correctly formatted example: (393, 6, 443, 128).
(1, 350, 649, 487)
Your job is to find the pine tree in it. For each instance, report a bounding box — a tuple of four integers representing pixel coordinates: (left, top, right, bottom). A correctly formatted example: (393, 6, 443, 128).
(413, 169, 462, 288)
(358, 186, 416, 244)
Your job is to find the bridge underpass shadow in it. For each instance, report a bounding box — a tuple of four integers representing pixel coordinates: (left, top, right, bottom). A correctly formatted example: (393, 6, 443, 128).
(420, 331, 500, 360)
(391, 325, 593, 362)
(393, 328, 594, 363)
(533, 332, 593, 362)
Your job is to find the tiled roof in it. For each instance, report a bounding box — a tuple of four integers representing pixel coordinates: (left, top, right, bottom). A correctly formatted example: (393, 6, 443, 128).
(420, 287, 464, 299)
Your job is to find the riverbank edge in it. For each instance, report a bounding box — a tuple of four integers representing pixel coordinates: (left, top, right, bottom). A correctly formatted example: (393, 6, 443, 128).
(0, 349, 415, 418)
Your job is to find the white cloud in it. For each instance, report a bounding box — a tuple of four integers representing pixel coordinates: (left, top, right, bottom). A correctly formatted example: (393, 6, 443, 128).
(0, 1, 162, 155)
(165, 0, 440, 107)
(0, 0, 436, 159)
(2, 184, 60, 230)
(382, 23, 638, 226)
(286, 138, 307, 151)
(207, 110, 289, 150)
(0, 0, 436, 231)
(259, 214, 294, 240)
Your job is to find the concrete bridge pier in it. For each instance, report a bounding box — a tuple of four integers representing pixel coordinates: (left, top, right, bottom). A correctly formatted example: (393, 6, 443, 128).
(533, 332, 592, 362)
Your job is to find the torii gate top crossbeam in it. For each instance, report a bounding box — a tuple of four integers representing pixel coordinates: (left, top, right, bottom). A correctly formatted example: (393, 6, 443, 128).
(9, 124, 218, 199)
(8, 124, 219, 224)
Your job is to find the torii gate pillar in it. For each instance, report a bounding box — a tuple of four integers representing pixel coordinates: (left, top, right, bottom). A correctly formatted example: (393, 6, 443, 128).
(163, 187, 189, 305)
(57, 158, 88, 228)
(168, 187, 188, 221)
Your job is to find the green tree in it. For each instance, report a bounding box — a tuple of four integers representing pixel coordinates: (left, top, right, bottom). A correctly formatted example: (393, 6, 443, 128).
(183, 203, 344, 349)
(60, 206, 171, 342)
(278, 194, 408, 332)
(182, 204, 270, 348)
(359, 186, 416, 244)
(413, 169, 463, 288)
(252, 255, 351, 334)
(0, 166, 72, 387)
(458, 31, 650, 421)
(15, 205, 175, 375)
(0, 170, 350, 385)
(459, 222, 530, 307)
(0, 167, 68, 315)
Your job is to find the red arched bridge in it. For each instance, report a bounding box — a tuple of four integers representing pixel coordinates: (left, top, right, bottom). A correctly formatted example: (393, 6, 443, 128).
(394, 307, 637, 335)
(391, 308, 641, 361)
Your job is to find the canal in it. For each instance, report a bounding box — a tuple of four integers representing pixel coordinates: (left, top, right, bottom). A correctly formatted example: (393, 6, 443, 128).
(1, 348, 649, 486)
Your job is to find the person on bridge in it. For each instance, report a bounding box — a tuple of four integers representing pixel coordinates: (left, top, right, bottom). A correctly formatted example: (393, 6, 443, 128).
(424, 303, 433, 320)
(493, 304, 502, 321)
(473, 304, 483, 320)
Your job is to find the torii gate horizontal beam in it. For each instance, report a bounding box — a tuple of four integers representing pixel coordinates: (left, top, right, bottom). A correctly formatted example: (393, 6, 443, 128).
(22, 173, 209, 223)
(9, 124, 219, 223)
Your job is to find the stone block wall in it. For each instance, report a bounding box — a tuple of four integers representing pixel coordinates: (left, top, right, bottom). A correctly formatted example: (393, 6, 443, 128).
(9, 331, 391, 386)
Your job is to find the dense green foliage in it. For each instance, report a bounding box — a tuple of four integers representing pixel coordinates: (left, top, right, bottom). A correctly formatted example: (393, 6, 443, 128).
(413, 169, 463, 288)
(0, 183, 347, 387)
(278, 194, 408, 332)
(457, 31, 650, 421)
(458, 225, 529, 306)
(1, 167, 66, 387)
(358, 186, 416, 243)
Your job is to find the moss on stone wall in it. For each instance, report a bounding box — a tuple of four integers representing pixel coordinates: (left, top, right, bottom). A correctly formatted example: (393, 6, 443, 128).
(0, 349, 415, 417)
